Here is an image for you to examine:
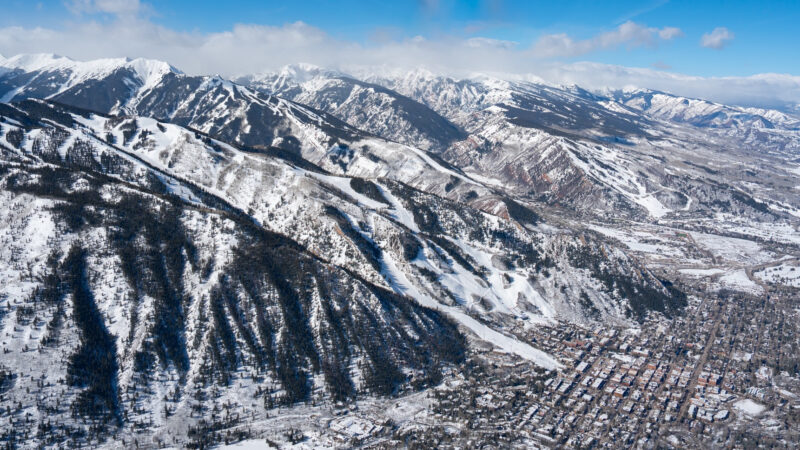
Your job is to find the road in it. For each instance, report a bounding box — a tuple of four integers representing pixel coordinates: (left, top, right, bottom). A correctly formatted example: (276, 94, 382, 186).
(677, 299, 723, 421)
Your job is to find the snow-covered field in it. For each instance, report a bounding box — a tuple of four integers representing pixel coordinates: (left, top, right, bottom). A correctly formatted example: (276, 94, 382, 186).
(755, 262, 800, 288)
(734, 399, 766, 417)
(689, 231, 772, 266)
(588, 224, 685, 260)
(708, 218, 800, 247)
(678, 268, 725, 277)
(216, 440, 269, 450)
(718, 270, 764, 295)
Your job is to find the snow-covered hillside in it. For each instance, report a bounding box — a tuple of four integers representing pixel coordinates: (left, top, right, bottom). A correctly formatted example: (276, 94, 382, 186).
(238, 64, 467, 152)
(0, 54, 798, 448)
(0, 99, 694, 446)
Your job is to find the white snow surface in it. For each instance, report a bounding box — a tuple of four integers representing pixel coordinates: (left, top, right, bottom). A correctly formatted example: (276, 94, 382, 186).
(755, 262, 800, 288)
(718, 270, 763, 295)
(689, 231, 772, 265)
(215, 441, 270, 450)
(678, 268, 725, 277)
(382, 241, 561, 369)
(734, 399, 766, 417)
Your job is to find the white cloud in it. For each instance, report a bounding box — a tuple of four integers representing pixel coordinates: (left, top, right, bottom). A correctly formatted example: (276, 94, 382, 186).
(701, 27, 734, 49)
(465, 37, 517, 49)
(658, 27, 683, 40)
(0, 14, 795, 108)
(0, 16, 680, 74)
(67, 0, 145, 17)
(532, 21, 682, 58)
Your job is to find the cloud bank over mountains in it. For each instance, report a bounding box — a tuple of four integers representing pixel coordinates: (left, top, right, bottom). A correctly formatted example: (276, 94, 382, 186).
(0, 1, 796, 110)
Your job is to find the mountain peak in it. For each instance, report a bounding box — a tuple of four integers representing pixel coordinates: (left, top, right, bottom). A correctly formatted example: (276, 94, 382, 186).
(124, 57, 182, 89)
(0, 53, 181, 102)
(0, 52, 75, 72)
(0, 53, 179, 80)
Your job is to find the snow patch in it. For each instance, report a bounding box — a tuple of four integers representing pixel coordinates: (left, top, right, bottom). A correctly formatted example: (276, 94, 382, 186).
(734, 399, 765, 417)
(718, 269, 763, 295)
(381, 247, 560, 369)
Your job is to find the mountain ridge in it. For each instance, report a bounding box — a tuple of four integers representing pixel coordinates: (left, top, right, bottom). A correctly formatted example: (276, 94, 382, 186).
(0, 53, 798, 448)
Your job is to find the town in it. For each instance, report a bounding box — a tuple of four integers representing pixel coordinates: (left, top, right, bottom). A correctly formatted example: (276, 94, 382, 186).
(241, 282, 800, 449)
(407, 284, 800, 448)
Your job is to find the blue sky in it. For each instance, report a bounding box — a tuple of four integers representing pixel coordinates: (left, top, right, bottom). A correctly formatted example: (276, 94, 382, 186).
(0, 0, 799, 107)
(2, 0, 797, 77)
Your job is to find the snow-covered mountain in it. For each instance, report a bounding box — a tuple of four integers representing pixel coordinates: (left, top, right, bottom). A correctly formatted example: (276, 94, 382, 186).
(0, 53, 178, 109)
(0, 97, 689, 446)
(355, 70, 800, 221)
(0, 54, 798, 447)
(237, 64, 467, 152)
(611, 88, 800, 155)
(7, 55, 798, 224)
(612, 88, 800, 131)
(0, 55, 491, 210)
